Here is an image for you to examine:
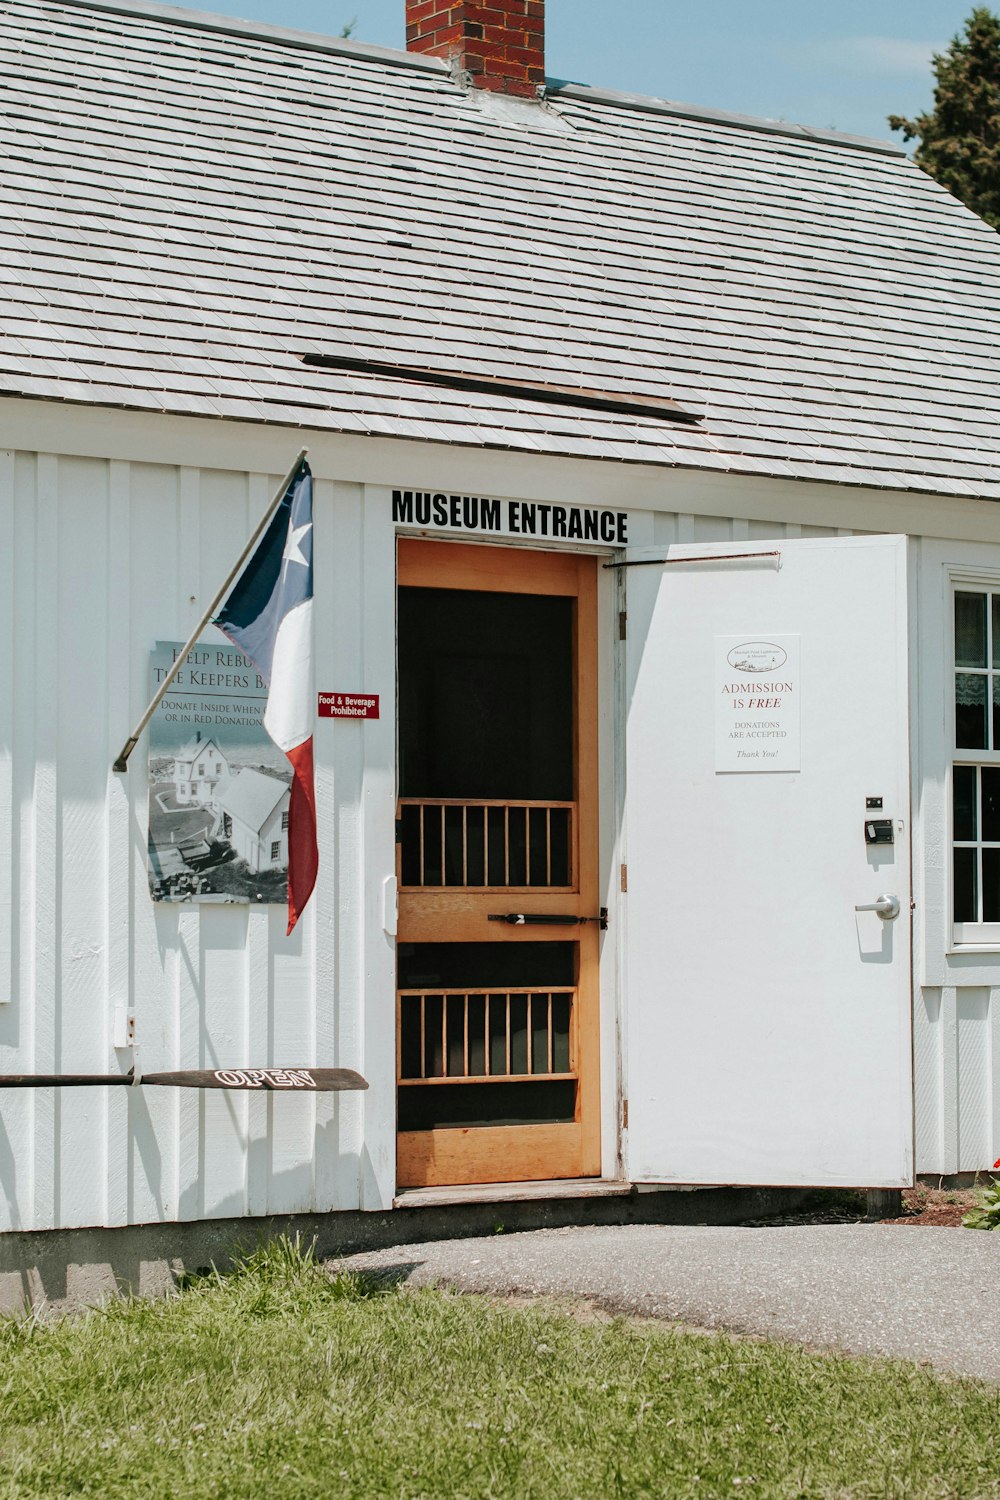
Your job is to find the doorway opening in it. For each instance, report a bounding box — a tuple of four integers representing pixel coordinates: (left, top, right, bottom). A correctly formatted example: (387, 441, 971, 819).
(395, 540, 601, 1188)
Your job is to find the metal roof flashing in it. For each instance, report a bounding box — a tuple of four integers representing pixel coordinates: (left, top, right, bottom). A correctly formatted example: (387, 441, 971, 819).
(49, 0, 905, 155)
(546, 80, 907, 157)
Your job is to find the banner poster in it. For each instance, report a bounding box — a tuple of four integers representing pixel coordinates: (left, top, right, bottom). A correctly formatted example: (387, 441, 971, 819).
(146, 640, 289, 905)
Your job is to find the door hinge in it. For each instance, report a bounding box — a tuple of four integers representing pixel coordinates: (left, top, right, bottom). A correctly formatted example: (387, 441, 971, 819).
(618, 609, 627, 641)
(620, 863, 628, 892)
(621, 1098, 628, 1130)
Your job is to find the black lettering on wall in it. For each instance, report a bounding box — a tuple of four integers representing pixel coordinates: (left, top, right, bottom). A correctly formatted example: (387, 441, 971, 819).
(395, 486, 628, 544)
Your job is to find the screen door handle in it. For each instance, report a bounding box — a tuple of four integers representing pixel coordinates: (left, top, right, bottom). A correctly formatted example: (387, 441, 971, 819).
(854, 894, 899, 920)
(488, 910, 609, 930)
(382, 875, 398, 936)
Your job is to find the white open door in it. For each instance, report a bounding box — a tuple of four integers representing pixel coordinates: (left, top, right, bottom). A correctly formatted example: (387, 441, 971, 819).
(624, 536, 912, 1187)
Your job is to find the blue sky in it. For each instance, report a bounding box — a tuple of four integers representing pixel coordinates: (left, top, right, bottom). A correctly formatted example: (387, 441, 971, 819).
(172, 0, 984, 142)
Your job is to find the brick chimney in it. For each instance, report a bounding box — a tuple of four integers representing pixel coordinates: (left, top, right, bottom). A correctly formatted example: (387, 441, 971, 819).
(406, 1, 545, 99)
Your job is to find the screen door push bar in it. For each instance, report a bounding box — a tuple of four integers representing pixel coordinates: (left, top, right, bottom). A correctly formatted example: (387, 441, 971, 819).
(489, 910, 608, 930)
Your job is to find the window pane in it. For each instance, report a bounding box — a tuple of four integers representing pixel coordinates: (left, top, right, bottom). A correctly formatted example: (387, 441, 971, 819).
(993, 596, 1000, 668)
(984, 849, 1000, 922)
(956, 592, 987, 668)
(954, 847, 978, 922)
(993, 677, 1000, 751)
(956, 673, 987, 748)
(954, 765, 977, 841)
(984, 769, 1000, 842)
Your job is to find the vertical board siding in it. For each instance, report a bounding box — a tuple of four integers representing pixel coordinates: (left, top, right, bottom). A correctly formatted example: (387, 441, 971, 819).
(654, 515, 846, 547)
(0, 453, 12, 1015)
(32, 453, 58, 1230)
(957, 989, 991, 1169)
(244, 473, 273, 1219)
(0, 451, 17, 1228)
(105, 460, 132, 1228)
(359, 483, 399, 1210)
(0, 454, 13, 1228)
(315, 480, 367, 1213)
(914, 984, 1000, 1174)
(56, 458, 111, 1228)
(0, 453, 372, 1232)
(1, 455, 39, 1231)
(130, 463, 182, 1225)
(913, 987, 943, 1173)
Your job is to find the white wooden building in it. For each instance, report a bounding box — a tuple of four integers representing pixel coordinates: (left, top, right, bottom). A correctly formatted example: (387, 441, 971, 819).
(214, 770, 290, 873)
(2, 0, 1000, 1242)
(173, 733, 228, 806)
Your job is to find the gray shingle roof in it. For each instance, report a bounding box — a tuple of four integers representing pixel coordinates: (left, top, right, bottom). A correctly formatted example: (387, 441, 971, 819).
(3, 0, 1000, 497)
(176, 733, 225, 765)
(216, 767, 288, 833)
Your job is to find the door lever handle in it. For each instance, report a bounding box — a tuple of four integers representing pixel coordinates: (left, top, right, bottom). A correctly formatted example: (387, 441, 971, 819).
(854, 894, 900, 920)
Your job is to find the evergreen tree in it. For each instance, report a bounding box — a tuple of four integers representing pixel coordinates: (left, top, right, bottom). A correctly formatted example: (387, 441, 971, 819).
(889, 7, 1000, 229)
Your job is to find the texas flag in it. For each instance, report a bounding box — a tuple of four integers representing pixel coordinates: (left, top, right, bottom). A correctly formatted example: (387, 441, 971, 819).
(215, 460, 318, 934)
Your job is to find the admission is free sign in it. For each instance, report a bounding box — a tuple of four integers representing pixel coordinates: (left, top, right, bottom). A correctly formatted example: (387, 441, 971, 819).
(715, 634, 800, 773)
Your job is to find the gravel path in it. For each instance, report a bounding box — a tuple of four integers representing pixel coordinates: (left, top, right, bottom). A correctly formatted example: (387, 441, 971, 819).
(337, 1223, 1000, 1381)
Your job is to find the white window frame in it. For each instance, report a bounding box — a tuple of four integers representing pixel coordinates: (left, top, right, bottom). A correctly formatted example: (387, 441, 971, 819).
(950, 570, 1000, 945)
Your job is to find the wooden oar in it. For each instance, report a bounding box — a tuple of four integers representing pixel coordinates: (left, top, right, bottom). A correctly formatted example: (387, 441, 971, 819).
(0, 1068, 367, 1091)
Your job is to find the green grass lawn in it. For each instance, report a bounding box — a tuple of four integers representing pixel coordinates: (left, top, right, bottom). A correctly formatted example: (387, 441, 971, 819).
(0, 1237, 997, 1499)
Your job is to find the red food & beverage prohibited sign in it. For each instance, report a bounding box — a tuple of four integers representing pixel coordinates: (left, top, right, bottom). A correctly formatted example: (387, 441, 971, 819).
(318, 692, 380, 720)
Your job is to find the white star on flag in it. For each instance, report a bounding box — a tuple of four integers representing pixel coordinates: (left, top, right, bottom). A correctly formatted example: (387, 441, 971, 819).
(282, 520, 312, 570)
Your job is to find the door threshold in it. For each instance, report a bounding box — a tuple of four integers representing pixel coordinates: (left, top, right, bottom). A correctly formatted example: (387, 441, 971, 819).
(393, 1177, 630, 1210)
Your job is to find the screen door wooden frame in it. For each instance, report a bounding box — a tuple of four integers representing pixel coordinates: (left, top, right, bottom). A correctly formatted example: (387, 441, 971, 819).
(395, 538, 602, 1188)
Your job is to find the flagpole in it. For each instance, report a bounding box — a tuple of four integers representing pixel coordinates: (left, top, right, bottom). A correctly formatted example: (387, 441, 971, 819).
(112, 448, 309, 772)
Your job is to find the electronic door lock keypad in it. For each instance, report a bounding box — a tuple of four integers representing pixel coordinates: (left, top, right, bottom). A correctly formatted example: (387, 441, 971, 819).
(864, 795, 893, 845)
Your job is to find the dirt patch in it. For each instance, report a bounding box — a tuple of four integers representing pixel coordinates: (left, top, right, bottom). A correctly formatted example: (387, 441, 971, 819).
(879, 1186, 980, 1227)
(744, 1186, 987, 1229)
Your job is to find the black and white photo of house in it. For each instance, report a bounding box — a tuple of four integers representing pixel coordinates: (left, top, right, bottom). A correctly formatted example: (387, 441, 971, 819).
(147, 639, 291, 904)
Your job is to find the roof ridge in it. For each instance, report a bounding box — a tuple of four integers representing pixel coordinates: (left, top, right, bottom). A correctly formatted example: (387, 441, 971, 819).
(42, 0, 449, 74)
(548, 81, 906, 157)
(42, 0, 906, 157)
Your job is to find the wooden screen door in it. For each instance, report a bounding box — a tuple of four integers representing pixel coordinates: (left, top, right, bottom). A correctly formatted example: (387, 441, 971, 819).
(395, 539, 601, 1188)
